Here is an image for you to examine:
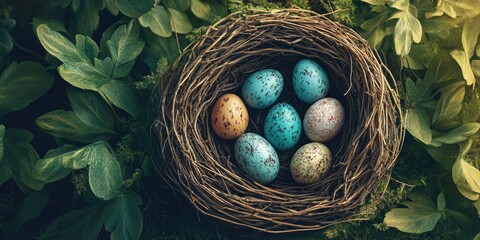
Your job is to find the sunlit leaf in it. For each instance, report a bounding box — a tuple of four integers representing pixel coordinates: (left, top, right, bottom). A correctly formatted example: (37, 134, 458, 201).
(462, 15, 480, 58)
(391, 5, 422, 56)
(139, 6, 172, 38)
(425, 0, 480, 19)
(432, 83, 465, 126)
(405, 108, 432, 144)
(452, 141, 480, 200)
(168, 8, 193, 34)
(451, 49, 476, 85)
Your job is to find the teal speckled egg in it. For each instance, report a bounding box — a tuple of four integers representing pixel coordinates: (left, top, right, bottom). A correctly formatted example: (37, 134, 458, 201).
(234, 133, 279, 184)
(292, 59, 329, 104)
(241, 69, 284, 109)
(264, 103, 302, 151)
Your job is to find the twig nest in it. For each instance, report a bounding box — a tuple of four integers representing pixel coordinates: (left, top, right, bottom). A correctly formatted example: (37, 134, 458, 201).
(159, 9, 404, 233)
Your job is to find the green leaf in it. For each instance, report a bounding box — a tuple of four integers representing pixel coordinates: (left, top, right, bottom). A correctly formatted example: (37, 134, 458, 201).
(425, 0, 480, 19)
(88, 142, 122, 200)
(39, 203, 106, 240)
(474, 199, 480, 215)
(388, 0, 409, 11)
(462, 15, 480, 58)
(99, 80, 142, 117)
(0, 125, 4, 163)
(445, 209, 475, 231)
(450, 49, 476, 85)
(74, 0, 104, 36)
(9, 189, 50, 236)
(476, 44, 480, 57)
(164, 0, 190, 11)
(391, 5, 422, 56)
(431, 123, 480, 146)
(191, 0, 216, 21)
(4, 130, 44, 191)
(117, 0, 153, 18)
(384, 198, 442, 233)
(104, 0, 120, 15)
(75, 35, 99, 63)
(472, 60, 480, 77)
(0, 28, 13, 56)
(452, 144, 480, 200)
(36, 110, 115, 143)
(437, 192, 446, 212)
(425, 144, 459, 170)
(432, 84, 465, 127)
(67, 88, 114, 131)
(107, 20, 145, 78)
(32, 18, 68, 34)
(422, 16, 457, 39)
(424, 52, 463, 83)
(361, 0, 386, 5)
(139, 5, 172, 38)
(104, 191, 143, 240)
(37, 24, 91, 64)
(405, 108, 432, 144)
(401, 192, 437, 210)
(168, 8, 193, 34)
(0, 62, 54, 116)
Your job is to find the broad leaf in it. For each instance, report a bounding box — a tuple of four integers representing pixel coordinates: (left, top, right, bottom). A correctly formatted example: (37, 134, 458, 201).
(388, 0, 409, 11)
(75, 35, 99, 62)
(472, 60, 480, 77)
(0, 62, 54, 116)
(191, 0, 216, 21)
(88, 142, 122, 200)
(361, 0, 387, 5)
(431, 123, 480, 146)
(437, 192, 446, 212)
(384, 192, 442, 233)
(164, 0, 190, 11)
(99, 80, 142, 117)
(405, 108, 432, 144)
(104, 0, 119, 15)
(425, 0, 480, 19)
(422, 16, 457, 39)
(67, 88, 114, 131)
(432, 84, 465, 127)
(424, 52, 463, 83)
(36, 110, 115, 143)
(117, 0, 152, 18)
(462, 15, 480, 58)
(9, 189, 50, 236)
(168, 8, 193, 34)
(139, 5, 172, 38)
(445, 209, 476, 231)
(57, 62, 111, 90)
(4, 129, 44, 191)
(74, 0, 104, 36)
(425, 144, 459, 170)
(107, 20, 145, 78)
(33, 143, 97, 182)
(39, 203, 106, 240)
(391, 5, 422, 56)
(452, 147, 480, 200)
(104, 191, 143, 240)
(451, 49, 476, 85)
(32, 18, 68, 34)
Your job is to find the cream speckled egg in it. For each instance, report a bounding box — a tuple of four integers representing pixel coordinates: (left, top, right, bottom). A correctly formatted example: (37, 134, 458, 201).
(290, 142, 332, 185)
(303, 97, 345, 142)
(211, 94, 249, 140)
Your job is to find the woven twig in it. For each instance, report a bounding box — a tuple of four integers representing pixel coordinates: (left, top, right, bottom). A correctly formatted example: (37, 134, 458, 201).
(158, 9, 404, 233)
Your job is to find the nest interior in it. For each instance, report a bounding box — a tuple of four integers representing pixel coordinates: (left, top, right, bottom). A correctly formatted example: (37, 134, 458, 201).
(159, 9, 404, 233)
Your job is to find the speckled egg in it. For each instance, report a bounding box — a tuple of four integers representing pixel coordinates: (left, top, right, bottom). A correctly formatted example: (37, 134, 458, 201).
(211, 94, 249, 140)
(264, 103, 302, 151)
(292, 59, 329, 104)
(241, 69, 284, 109)
(234, 133, 280, 184)
(304, 97, 345, 142)
(290, 142, 332, 185)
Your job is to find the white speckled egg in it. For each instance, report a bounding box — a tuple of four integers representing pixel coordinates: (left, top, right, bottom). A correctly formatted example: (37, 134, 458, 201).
(304, 97, 345, 142)
(234, 133, 280, 184)
(290, 142, 332, 185)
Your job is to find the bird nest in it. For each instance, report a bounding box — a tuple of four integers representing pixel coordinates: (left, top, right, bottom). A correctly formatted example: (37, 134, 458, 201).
(158, 8, 404, 233)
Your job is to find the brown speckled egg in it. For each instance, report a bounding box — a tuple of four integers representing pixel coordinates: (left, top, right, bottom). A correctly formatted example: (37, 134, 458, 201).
(303, 97, 345, 142)
(211, 94, 249, 140)
(290, 142, 332, 185)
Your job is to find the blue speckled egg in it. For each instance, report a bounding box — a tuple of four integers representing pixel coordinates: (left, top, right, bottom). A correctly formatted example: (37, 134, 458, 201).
(234, 133, 279, 184)
(264, 103, 302, 151)
(292, 59, 329, 104)
(241, 69, 284, 109)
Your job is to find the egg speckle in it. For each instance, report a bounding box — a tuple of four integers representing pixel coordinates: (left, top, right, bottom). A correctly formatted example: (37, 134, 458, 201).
(241, 69, 284, 109)
(304, 97, 345, 142)
(293, 59, 329, 104)
(264, 103, 302, 151)
(290, 142, 332, 185)
(211, 94, 249, 140)
(234, 133, 280, 184)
